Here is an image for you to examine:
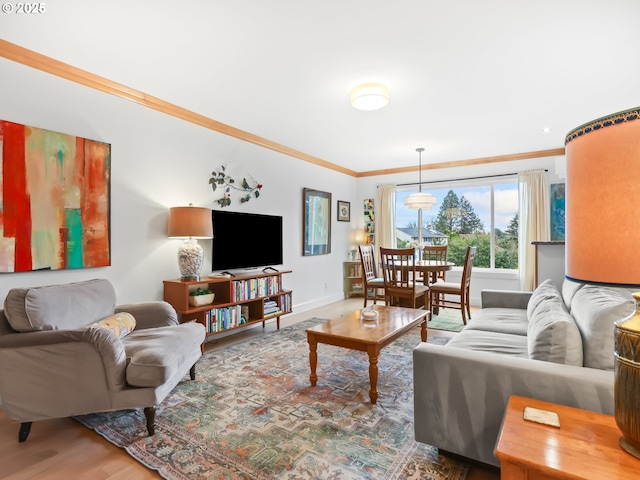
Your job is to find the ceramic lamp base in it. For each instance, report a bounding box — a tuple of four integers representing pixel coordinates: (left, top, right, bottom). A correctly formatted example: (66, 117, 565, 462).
(619, 437, 640, 459)
(614, 292, 640, 459)
(177, 239, 204, 282)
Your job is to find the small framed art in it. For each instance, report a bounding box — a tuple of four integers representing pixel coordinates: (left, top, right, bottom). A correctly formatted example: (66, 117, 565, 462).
(337, 200, 350, 222)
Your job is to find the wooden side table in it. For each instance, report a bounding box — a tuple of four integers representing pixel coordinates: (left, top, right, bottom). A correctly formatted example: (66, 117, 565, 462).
(495, 395, 639, 479)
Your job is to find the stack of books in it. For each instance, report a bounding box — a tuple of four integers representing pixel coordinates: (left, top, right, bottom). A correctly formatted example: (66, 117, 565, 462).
(264, 299, 281, 316)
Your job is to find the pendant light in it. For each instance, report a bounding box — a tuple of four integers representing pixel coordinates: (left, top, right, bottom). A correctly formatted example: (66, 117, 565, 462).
(404, 148, 436, 209)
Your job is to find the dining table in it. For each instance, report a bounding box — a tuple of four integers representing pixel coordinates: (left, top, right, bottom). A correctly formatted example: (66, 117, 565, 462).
(414, 259, 456, 284)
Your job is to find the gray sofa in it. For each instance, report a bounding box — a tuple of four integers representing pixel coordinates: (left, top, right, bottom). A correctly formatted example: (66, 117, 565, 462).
(0, 279, 206, 441)
(413, 278, 635, 467)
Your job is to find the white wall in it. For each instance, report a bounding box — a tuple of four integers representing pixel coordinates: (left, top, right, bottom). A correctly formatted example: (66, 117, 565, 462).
(0, 58, 358, 312)
(0, 57, 567, 312)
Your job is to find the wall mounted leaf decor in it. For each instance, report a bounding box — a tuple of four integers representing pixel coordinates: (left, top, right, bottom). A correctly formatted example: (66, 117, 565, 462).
(209, 165, 262, 207)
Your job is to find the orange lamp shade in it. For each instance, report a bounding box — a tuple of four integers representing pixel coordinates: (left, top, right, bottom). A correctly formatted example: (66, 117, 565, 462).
(167, 206, 213, 239)
(565, 108, 640, 286)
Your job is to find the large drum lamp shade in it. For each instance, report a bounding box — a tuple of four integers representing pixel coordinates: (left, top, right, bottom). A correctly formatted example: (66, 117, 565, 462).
(565, 107, 640, 459)
(565, 108, 640, 286)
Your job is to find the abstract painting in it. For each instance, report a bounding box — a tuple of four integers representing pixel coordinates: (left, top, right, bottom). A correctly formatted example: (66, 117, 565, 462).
(0, 120, 111, 272)
(550, 183, 565, 241)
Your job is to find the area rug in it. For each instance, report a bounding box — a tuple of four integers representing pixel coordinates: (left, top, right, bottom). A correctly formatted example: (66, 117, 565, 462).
(75, 318, 468, 480)
(428, 309, 465, 332)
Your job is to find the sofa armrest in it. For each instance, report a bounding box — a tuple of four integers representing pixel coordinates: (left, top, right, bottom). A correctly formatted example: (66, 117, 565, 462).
(115, 301, 178, 329)
(413, 344, 613, 467)
(481, 289, 532, 309)
(0, 328, 127, 422)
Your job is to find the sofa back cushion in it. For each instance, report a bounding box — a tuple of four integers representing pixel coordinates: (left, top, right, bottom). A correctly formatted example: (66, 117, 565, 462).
(570, 285, 635, 370)
(561, 279, 585, 312)
(526, 280, 583, 365)
(4, 279, 116, 332)
(527, 279, 562, 319)
(527, 297, 583, 366)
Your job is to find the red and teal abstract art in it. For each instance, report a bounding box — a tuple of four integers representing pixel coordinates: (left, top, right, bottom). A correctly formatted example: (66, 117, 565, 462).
(0, 120, 111, 272)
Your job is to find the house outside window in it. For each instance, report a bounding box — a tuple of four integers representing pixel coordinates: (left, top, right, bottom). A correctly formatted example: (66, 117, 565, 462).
(396, 179, 518, 270)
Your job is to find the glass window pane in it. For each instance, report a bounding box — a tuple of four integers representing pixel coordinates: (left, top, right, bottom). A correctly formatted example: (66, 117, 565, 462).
(396, 180, 518, 270)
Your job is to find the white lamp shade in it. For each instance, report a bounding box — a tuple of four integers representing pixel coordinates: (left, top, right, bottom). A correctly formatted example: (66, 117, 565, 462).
(404, 192, 437, 210)
(350, 83, 389, 111)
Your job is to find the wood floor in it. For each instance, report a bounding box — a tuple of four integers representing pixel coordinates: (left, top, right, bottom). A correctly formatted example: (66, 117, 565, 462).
(0, 298, 499, 480)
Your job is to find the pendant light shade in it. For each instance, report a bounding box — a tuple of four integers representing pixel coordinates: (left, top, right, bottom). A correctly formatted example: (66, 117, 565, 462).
(404, 148, 436, 210)
(404, 192, 437, 209)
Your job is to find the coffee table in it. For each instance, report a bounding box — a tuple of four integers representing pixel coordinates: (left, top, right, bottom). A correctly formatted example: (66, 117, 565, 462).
(305, 305, 429, 404)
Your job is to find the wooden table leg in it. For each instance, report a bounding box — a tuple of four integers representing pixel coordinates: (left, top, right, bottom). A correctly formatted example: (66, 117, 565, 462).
(367, 347, 379, 404)
(421, 317, 427, 342)
(307, 333, 318, 386)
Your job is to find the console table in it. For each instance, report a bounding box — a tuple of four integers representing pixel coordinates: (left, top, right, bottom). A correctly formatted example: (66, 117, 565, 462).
(495, 395, 638, 479)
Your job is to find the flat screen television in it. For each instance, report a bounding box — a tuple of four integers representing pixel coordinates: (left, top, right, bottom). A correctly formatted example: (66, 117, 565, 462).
(211, 210, 283, 272)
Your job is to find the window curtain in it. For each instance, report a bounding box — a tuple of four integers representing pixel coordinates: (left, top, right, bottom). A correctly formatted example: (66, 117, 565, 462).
(518, 169, 550, 290)
(376, 185, 397, 255)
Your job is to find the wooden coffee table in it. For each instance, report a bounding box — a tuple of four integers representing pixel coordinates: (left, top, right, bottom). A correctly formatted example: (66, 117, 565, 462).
(305, 305, 429, 404)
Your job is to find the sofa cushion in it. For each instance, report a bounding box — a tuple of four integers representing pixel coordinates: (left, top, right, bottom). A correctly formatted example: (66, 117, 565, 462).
(89, 312, 136, 338)
(463, 308, 528, 336)
(570, 285, 635, 370)
(527, 297, 583, 366)
(447, 329, 528, 357)
(561, 279, 585, 312)
(4, 279, 116, 332)
(527, 279, 562, 320)
(123, 322, 205, 388)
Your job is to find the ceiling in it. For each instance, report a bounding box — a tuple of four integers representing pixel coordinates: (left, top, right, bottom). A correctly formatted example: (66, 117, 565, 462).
(1, 0, 639, 175)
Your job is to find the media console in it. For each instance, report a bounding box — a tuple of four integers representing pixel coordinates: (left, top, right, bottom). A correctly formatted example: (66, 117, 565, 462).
(163, 270, 292, 338)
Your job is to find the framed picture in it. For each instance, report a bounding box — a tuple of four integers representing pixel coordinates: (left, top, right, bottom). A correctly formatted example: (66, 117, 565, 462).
(550, 183, 566, 241)
(303, 188, 331, 256)
(0, 119, 111, 272)
(337, 200, 350, 222)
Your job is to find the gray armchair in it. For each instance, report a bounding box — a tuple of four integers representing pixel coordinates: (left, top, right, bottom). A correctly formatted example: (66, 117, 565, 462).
(0, 279, 205, 442)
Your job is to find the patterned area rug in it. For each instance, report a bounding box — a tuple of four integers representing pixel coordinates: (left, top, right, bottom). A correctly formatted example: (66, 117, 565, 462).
(428, 309, 466, 332)
(75, 318, 468, 480)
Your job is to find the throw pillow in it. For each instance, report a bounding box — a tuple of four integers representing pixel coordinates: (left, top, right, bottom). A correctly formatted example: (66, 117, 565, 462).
(90, 312, 136, 338)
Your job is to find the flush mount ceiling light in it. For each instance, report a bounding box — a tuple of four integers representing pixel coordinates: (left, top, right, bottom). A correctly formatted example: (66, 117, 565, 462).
(350, 82, 389, 111)
(404, 148, 437, 210)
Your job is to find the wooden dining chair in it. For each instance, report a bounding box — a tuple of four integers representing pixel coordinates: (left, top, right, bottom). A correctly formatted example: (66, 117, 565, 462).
(429, 246, 476, 325)
(422, 245, 449, 282)
(358, 244, 385, 307)
(380, 247, 429, 310)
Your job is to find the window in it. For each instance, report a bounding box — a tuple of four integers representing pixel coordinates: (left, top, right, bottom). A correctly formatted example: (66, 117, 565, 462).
(396, 179, 518, 270)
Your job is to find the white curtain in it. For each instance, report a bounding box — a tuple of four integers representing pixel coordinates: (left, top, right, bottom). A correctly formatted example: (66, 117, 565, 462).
(518, 169, 550, 291)
(376, 185, 397, 255)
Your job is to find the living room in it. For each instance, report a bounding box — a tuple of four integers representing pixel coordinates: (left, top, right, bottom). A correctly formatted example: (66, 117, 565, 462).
(1, 2, 639, 479)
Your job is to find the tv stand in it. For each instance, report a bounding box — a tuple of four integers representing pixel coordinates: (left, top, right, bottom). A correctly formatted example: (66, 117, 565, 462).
(163, 270, 292, 338)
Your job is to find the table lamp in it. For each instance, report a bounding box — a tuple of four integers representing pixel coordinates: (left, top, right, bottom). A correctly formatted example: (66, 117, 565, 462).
(167, 204, 213, 281)
(565, 107, 640, 458)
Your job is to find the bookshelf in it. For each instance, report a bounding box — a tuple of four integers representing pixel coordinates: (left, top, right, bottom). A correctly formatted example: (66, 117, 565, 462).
(343, 261, 364, 298)
(163, 270, 292, 338)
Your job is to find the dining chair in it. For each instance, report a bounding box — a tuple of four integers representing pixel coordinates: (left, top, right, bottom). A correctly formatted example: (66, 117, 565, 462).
(380, 247, 429, 310)
(358, 244, 385, 307)
(429, 246, 476, 325)
(418, 244, 449, 286)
